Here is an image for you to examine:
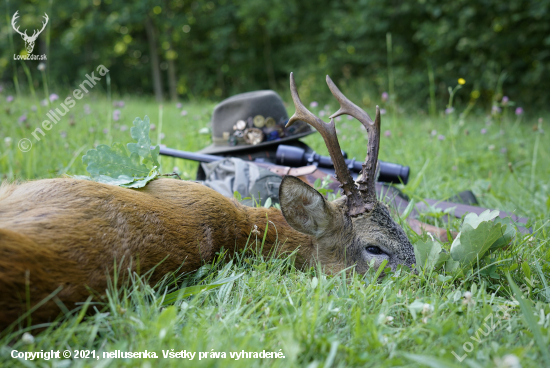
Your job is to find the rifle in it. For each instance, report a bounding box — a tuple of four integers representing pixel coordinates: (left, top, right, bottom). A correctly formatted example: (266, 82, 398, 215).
(159, 145, 410, 184)
(159, 146, 530, 239)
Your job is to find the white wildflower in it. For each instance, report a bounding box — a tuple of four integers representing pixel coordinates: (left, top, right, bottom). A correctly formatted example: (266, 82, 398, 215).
(499, 354, 522, 368)
(21, 332, 34, 344)
(252, 225, 260, 236)
(422, 303, 433, 315)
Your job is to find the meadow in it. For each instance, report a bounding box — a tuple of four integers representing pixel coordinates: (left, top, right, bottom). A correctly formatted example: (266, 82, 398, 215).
(0, 87, 549, 367)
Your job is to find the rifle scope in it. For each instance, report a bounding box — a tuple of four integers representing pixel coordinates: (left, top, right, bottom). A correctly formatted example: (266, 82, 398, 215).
(276, 145, 410, 185)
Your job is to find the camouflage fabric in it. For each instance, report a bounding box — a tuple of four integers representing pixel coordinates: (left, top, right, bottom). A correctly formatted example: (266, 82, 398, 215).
(201, 158, 282, 207)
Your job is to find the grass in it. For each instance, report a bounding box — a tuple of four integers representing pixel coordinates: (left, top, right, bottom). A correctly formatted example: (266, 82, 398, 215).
(0, 91, 549, 367)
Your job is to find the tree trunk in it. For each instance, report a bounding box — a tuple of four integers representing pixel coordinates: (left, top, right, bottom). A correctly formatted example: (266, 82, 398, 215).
(144, 15, 163, 102)
(167, 59, 178, 101)
(263, 29, 276, 91)
(166, 28, 178, 102)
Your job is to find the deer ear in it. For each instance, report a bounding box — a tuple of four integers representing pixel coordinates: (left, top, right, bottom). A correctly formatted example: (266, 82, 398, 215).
(279, 176, 335, 237)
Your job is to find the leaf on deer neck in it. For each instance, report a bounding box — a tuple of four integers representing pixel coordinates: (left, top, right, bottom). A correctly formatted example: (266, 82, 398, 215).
(80, 115, 160, 188)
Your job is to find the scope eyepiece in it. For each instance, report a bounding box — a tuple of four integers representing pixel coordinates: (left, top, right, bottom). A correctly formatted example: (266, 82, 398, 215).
(275, 145, 307, 167)
(275, 144, 409, 185)
(377, 162, 410, 185)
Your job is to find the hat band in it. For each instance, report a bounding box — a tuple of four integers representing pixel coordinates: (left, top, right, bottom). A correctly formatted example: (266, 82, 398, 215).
(212, 136, 246, 145)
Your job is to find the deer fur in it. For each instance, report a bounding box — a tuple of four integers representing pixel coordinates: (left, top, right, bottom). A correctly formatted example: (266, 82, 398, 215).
(0, 176, 414, 330)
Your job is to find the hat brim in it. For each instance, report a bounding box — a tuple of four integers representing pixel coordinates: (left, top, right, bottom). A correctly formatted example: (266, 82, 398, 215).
(197, 129, 317, 155)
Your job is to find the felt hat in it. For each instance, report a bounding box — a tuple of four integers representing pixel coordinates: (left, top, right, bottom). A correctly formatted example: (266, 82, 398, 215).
(198, 90, 315, 154)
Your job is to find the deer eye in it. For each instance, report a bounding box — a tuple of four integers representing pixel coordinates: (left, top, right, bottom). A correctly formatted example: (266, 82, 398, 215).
(365, 246, 384, 255)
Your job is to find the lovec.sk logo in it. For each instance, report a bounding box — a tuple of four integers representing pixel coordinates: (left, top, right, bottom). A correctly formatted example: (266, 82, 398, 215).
(11, 10, 48, 60)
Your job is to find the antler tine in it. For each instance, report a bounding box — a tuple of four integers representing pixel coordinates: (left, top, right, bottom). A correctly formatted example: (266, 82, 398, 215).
(287, 73, 324, 130)
(39, 13, 49, 32)
(326, 76, 380, 208)
(30, 13, 49, 39)
(11, 11, 27, 37)
(287, 73, 366, 216)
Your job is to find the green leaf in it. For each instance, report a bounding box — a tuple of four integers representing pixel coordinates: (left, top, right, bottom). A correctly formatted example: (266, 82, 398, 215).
(407, 299, 425, 320)
(436, 274, 452, 284)
(83, 143, 149, 178)
(82, 116, 161, 189)
(463, 209, 499, 229)
(521, 261, 531, 280)
(413, 240, 449, 273)
(96, 174, 136, 186)
(490, 217, 516, 250)
(78, 168, 159, 188)
(162, 273, 244, 306)
(157, 306, 177, 328)
(313, 178, 322, 189)
(444, 258, 461, 273)
(71, 175, 92, 181)
(127, 116, 160, 167)
(120, 166, 160, 188)
(73, 174, 141, 187)
(149, 145, 161, 166)
(450, 210, 506, 267)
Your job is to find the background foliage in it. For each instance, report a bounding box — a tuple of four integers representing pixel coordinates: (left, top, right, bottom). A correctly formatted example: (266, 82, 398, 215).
(2, 1, 550, 366)
(2, 0, 550, 110)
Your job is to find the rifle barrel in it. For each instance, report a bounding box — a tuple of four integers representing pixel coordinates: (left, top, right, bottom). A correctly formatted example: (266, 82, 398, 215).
(158, 146, 221, 163)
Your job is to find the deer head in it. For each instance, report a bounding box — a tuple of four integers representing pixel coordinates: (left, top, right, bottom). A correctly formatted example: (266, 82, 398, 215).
(11, 11, 48, 54)
(278, 73, 415, 273)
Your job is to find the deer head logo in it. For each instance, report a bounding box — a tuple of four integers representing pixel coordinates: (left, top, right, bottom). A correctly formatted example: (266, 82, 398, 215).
(11, 11, 49, 54)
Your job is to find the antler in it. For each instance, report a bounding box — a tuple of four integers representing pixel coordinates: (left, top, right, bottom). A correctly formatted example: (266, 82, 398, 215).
(287, 73, 366, 216)
(11, 11, 27, 38)
(326, 76, 380, 209)
(11, 12, 48, 40)
(33, 13, 49, 39)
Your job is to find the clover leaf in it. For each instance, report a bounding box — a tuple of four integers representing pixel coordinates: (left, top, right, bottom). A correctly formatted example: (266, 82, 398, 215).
(450, 210, 514, 267)
(413, 240, 450, 273)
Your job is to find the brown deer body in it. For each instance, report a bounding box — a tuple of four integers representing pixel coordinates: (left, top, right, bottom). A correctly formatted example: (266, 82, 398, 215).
(0, 178, 309, 330)
(0, 74, 415, 330)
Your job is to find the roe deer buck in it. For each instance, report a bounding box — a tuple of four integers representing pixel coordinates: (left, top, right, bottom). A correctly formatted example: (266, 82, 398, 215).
(0, 73, 415, 331)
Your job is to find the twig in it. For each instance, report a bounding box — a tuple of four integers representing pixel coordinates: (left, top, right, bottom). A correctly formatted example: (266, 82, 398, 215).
(162, 172, 181, 180)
